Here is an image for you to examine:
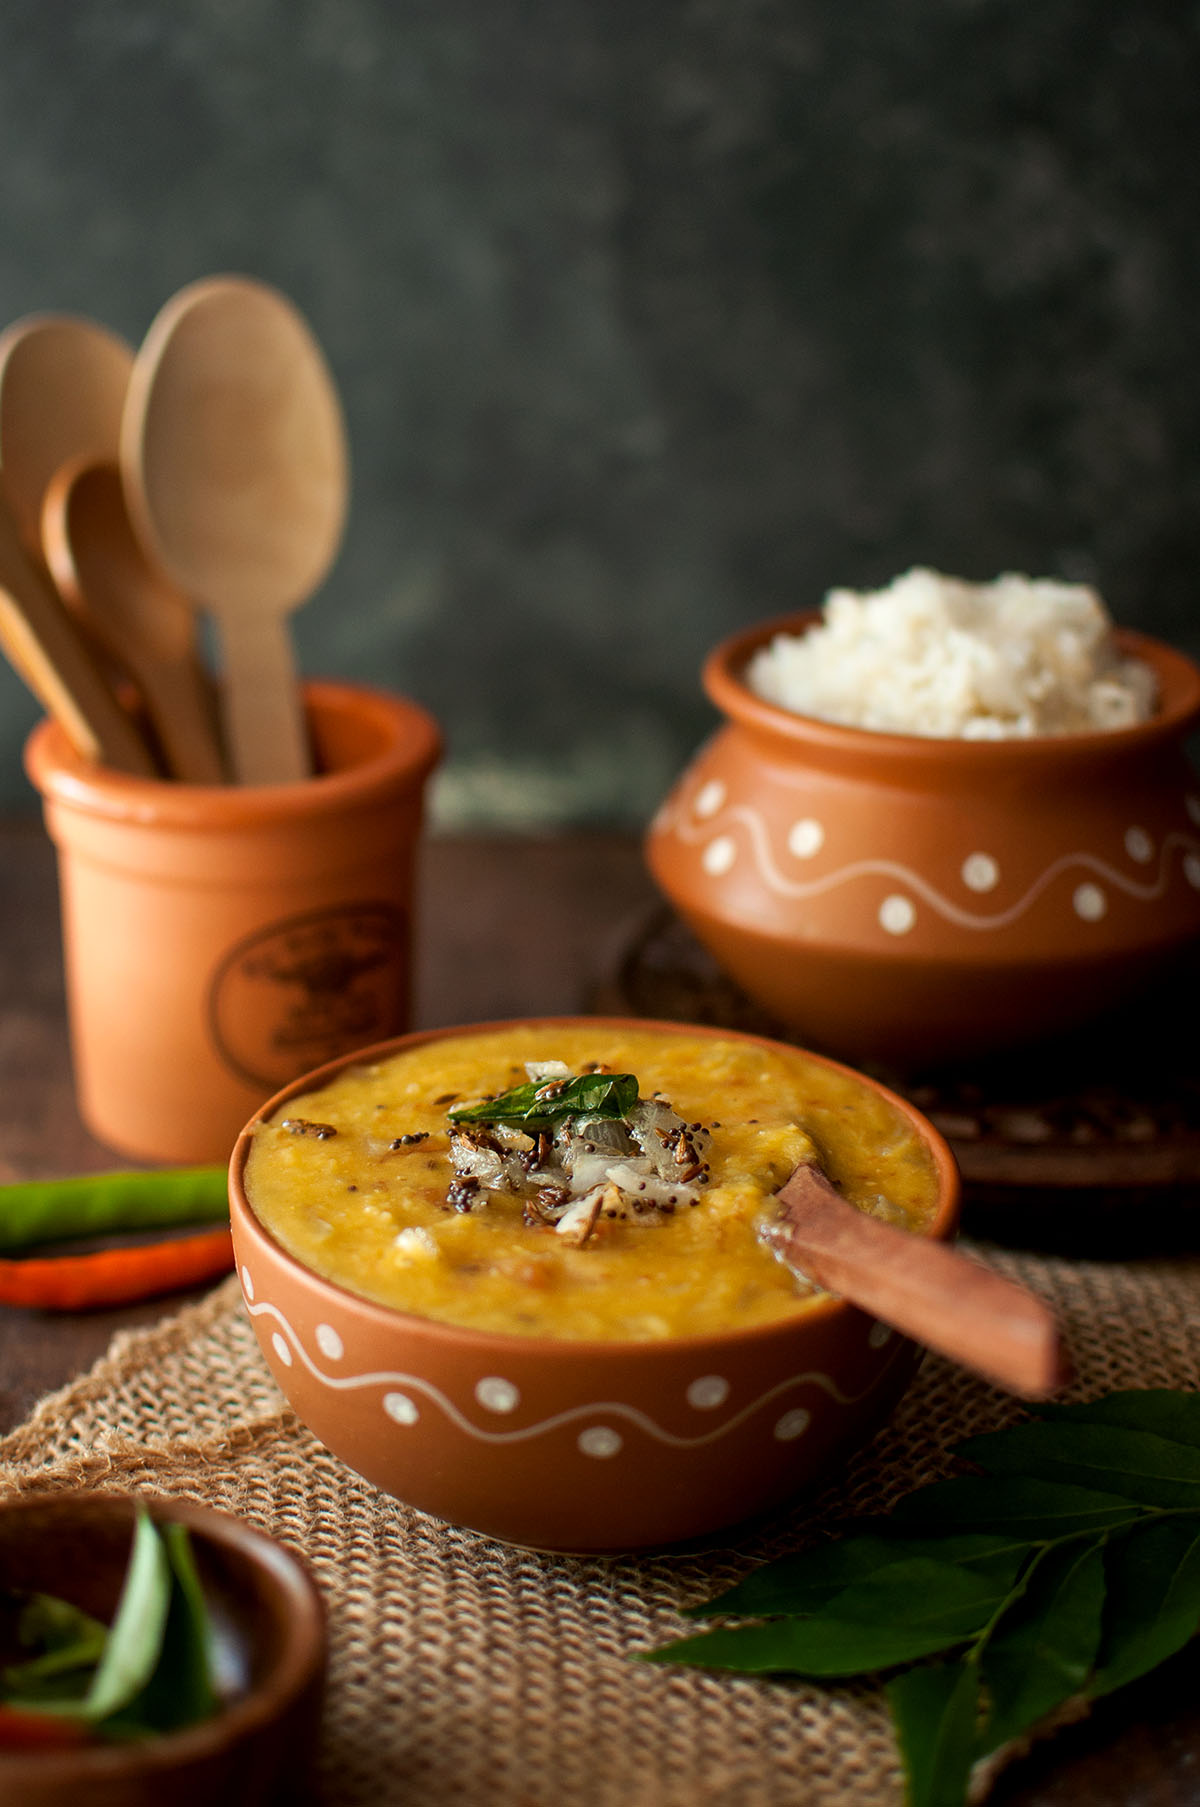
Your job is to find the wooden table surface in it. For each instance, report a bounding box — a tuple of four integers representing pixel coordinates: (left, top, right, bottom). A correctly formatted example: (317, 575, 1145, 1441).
(0, 817, 1197, 1806)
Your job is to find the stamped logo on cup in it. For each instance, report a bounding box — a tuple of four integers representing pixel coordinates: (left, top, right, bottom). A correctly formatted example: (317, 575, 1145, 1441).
(208, 902, 407, 1091)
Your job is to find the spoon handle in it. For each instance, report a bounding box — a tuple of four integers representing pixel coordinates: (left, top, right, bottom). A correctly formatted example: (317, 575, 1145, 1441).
(129, 650, 226, 786)
(0, 501, 155, 775)
(766, 1162, 1067, 1400)
(214, 609, 310, 785)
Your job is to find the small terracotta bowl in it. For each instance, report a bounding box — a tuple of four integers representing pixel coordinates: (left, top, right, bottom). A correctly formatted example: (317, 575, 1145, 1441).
(645, 617, 1200, 1068)
(229, 1017, 960, 1553)
(0, 1492, 325, 1807)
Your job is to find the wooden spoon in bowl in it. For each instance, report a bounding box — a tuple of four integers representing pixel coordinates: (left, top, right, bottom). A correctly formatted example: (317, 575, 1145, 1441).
(764, 1159, 1067, 1399)
(121, 276, 349, 785)
(0, 314, 134, 560)
(0, 490, 156, 774)
(42, 459, 225, 784)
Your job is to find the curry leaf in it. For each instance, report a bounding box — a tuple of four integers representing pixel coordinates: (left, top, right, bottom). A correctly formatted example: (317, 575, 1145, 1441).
(1089, 1519, 1200, 1697)
(447, 1072, 639, 1132)
(688, 1531, 1030, 1621)
(957, 1421, 1200, 1509)
(80, 1511, 173, 1723)
(975, 1538, 1107, 1755)
(890, 1474, 1144, 1539)
(120, 1522, 218, 1732)
(887, 1660, 980, 1807)
(1038, 1390, 1200, 1450)
(640, 1611, 982, 1678)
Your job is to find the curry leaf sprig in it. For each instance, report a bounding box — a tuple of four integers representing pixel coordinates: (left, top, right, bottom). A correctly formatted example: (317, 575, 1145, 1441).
(641, 1390, 1200, 1807)
(447, 1072, 639, 1135)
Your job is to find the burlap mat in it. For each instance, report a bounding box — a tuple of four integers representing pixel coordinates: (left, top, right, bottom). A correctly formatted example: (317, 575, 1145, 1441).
(1, 1247, 1198, 1806)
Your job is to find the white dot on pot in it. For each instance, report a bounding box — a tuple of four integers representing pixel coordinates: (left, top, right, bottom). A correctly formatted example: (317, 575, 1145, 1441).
(961, 852, 999, 893)
(879, 894, 916, 935)
(868, 1322, 893, 1350)
(240, 1266, 255, 1300)
(383, 1392, 419, 1426)
(1073, 883, 1107, 922)
(694, 779, 726, 818)
(1186, 855, 1200, 890)
(578, 1426, 623, 1458)
(315, 1323, 344, 1361)
(1124, 827, 1154, 864)
(271, 1331, 293, 1368)
(475, 1376, 520, 1414)
(702, 836, 737, 877)
(774, 1408, 811, 1442)
(686, 1375, 730, 1410)
(787, 818, 825, 859)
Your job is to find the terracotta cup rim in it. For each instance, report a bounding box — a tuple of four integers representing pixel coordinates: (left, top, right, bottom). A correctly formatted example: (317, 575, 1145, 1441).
(23, 677, 442, 827)
(0, 1490, 325, 1784)
(230, 1014, 962, 1358)
(704, 617, 1200, 765)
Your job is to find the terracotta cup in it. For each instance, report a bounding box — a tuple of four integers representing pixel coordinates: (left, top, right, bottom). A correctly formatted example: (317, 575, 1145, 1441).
(25, 680, 441, 1164)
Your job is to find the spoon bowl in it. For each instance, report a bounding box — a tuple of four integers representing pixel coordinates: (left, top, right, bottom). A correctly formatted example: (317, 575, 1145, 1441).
(42, 458, 225, 784)
(121, 276, 349, 785)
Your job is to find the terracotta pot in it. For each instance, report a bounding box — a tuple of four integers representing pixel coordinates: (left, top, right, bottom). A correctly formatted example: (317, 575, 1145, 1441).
(25, 680, 441, 1164)
(0, 1491, 325, 1807)
(645, 620, 1200, 1068)
(229, 1017, 960, 1553)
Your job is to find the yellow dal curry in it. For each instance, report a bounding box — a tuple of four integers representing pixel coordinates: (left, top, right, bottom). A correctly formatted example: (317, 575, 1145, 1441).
(244, 1025, 939, 1341)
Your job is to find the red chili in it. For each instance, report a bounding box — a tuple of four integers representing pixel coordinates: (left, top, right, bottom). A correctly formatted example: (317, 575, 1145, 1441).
(0, 1704, 92, 1749)
(0, 1228, 234, 1311)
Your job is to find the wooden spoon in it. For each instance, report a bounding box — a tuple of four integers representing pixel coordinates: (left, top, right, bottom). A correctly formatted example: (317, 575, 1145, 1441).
(121, 276, 349, 785)
(42, 458, 225, 784)
(0, 491, 156, 774)
(763, 1159, 1067, 1399)
(0, 314, 134, 560)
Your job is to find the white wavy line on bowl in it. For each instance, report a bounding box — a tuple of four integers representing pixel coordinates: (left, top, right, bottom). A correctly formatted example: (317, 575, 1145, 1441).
(670, 800, 1199, 931)
(246, 1297, 901, 1446)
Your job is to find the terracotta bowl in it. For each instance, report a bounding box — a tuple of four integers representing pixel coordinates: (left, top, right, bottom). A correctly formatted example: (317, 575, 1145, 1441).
(644, 617, 1200, 1068)
(0, 1491, 325, 1807)
(229, 1017, 960, 1553)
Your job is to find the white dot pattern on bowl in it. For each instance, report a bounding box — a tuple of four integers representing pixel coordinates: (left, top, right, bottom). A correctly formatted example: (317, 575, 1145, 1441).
(961, 852, 999, 893)
(1124, 826, 1153, 864)
(578, 1426, 623, 1458)
(686, 1375, 730, 1410)
(774, 1408, 812, 1442)
(271, 1331, 293, 1368)
(879, 894, 916, 935)
(694, 779, 726, 819)
(241, 1266, 255, 1301)
(475, 1376, 520, 1414)
(702, 835, 737, 877)
(868, 1322, 893, 1350)
(384, 1391, 420, 1426)
(1073, 882, 1107, 922)
(1186, 855, 1200, 890)
(787, 818, 825, 859)
(315, 1323, 344, 1361)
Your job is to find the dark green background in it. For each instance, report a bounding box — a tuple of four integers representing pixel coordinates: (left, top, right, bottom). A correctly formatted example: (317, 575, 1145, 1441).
(1, 0, 1196, 824)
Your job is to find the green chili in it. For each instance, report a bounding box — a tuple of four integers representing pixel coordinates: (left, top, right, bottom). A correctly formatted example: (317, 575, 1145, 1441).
(0, 1168, 228, 1253)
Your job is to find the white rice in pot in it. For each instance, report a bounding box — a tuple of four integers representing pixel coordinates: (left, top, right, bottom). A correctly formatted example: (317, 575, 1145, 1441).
(743, 568, 1158, 739)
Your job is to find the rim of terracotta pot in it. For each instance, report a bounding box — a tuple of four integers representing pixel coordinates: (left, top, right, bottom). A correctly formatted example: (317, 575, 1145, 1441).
(230, 1015, 962, 1360)
(703, 617, 1200, 772)
(0, 1491, 325, 1786)
(23, 678, 442, 827)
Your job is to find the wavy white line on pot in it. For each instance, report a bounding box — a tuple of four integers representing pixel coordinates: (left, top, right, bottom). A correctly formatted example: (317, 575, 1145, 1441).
(244, 1294, 903, 1448)
(668, 795, 1200, 931)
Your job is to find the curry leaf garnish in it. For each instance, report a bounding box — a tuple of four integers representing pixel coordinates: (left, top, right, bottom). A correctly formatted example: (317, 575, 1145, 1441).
(642, 1390, 1200, 1807)
(447, 1071, 639, 1133)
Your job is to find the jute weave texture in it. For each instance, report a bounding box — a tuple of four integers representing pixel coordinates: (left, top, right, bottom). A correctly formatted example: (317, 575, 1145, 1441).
(2, 1247, 1198, 1805)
